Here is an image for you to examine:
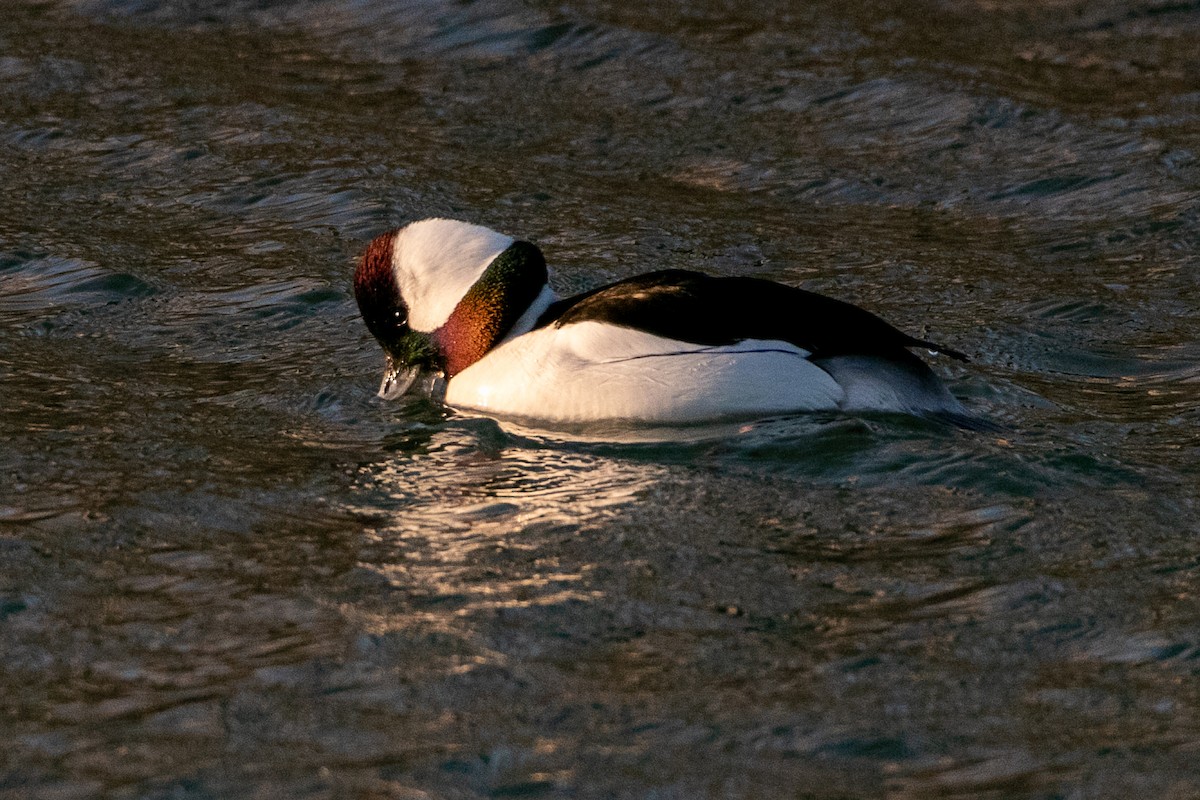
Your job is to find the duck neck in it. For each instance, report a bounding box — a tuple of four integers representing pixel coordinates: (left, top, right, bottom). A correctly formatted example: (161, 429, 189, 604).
(501, 284, 558, 343)
(434, 240, 549, 377)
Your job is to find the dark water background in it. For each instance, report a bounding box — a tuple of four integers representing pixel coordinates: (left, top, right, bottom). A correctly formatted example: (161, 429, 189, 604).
(3, 1, 1200, 797)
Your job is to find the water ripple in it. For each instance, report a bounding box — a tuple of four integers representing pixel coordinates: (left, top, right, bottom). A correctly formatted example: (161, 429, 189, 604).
(0, 253, 154, 325)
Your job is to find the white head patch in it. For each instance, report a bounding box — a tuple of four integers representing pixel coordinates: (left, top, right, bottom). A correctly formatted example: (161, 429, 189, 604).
(391, 218, 514, 332)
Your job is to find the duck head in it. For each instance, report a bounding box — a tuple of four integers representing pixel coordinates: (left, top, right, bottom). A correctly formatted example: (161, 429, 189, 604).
(354, 218, 553, 399)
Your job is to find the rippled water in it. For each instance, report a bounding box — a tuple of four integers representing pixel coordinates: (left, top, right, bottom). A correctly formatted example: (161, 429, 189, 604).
(3, 1, 1200, 797)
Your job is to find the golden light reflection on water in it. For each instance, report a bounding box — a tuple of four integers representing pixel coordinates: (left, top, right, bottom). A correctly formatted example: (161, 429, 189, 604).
(345, 425, 671, 628)
(368, 431, 663, 526)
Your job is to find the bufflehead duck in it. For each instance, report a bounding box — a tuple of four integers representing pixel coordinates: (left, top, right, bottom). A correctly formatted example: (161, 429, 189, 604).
(354, 218, 969, 425)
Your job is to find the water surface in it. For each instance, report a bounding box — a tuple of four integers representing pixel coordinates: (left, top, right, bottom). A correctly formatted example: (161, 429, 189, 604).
(2, 1, 1199, 797)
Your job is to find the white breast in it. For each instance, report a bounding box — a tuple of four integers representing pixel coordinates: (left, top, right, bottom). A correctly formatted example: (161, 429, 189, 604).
(444, 320, 846, 424)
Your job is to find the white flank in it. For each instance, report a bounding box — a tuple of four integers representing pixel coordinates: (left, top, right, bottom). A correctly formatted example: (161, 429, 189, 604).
(445, 321, 846, 424)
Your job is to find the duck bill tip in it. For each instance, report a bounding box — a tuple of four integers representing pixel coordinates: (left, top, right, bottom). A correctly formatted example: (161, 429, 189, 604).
(378, 357, 419, 400)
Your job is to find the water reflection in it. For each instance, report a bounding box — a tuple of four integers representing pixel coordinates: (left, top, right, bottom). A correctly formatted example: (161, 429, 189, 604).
(347, 420, 668, 623)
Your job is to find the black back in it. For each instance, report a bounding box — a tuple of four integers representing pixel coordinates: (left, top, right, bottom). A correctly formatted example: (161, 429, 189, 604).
(535, 270, 965, 361)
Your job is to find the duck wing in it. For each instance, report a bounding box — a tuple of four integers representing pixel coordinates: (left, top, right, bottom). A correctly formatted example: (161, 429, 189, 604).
(536, 269, 966, 361)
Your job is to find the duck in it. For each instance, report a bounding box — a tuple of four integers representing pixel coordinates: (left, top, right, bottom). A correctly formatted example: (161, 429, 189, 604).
(353, 218, 970, 426)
